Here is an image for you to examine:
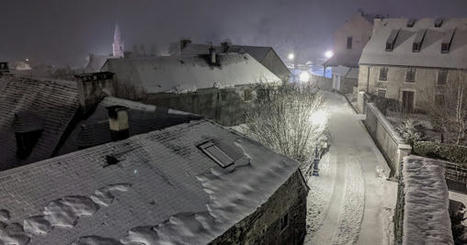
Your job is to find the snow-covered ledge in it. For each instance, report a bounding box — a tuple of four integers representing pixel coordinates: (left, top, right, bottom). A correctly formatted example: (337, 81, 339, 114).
(364, 102, 411, 177)
(401, 156, 453, 245)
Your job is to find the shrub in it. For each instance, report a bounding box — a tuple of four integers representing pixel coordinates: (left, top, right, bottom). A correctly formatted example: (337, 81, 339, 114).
(413, 141, 467, 165)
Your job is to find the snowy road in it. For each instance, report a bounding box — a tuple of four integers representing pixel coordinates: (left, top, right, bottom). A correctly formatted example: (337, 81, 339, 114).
(305, 92, 397, 245)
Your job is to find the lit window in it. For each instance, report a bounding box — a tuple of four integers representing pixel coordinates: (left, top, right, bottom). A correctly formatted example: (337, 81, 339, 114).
(379, 67, 388, 81)
(198, 141, 234, 168)
(437, 70, 448, 85)
(406, 68, 416, 83)
(346, 36, 353, 49)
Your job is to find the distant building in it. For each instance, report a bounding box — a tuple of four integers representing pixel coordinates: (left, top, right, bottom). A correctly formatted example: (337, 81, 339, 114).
(0, 62, 9, 75)
(171, 40, 291, 82)
(0, 72, 201, 171)
(0, 119, 308, 245)
(324, 11, 385, 93)
(112, 24, 124, 58)
(84, 24, 124, 72)
(102, 53, 282, 125)
(358, 18, 467, 112)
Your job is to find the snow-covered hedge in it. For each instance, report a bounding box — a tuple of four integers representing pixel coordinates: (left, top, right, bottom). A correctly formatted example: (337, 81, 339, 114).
(413, 141, 467, 165)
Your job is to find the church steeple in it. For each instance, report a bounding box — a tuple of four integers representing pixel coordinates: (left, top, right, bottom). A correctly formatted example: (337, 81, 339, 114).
(112, 24, 124, 58)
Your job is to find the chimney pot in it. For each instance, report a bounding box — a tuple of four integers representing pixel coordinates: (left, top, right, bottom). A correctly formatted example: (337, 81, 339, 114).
(209, 46, 217, 65)
(106, 105, 129, 141)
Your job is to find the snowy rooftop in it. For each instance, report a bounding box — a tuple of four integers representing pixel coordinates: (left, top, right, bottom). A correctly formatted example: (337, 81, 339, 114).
(57, 96, 202, 155)
(102, 53, 281, 94)
(0, 76, 79, 170)
(360, 18, 467, 69)
(402, 155, 453, 245)
(84, 54, 113, 73)
(0, 120, 301, 245)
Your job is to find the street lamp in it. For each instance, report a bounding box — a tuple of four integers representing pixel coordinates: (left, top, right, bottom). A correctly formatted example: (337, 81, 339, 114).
(288, 53, 295, 61)
(299, 71, 310, 83)
(324, 50, 334, 59)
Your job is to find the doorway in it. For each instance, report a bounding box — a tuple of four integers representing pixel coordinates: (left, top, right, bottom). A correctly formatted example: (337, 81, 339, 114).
(402, 90, 415, 113)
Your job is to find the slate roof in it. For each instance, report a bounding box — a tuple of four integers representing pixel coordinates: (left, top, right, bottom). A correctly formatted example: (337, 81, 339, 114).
(359, 18, 467, 69)
(0, 76, 79, 170)
(180, 43, 291, 80)
(0, 120, 302, 244)
(102, 54, 281, 94)
(324, 53, 361, 68)
(84, 54, 112, 73)
(57, 96, 202, 155)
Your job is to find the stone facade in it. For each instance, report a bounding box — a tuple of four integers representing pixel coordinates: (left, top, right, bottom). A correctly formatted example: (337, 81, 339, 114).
(211, 170, 308, 245)
(358, 64, 467, 111)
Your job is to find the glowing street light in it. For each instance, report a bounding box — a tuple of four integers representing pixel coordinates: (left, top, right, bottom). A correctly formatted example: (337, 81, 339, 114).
(324, 50, 334, 59)
(288, 53, 295, 61)
(299, 71, 310, 82)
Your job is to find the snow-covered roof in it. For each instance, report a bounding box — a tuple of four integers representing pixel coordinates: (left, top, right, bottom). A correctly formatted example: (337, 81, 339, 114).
(0, 120, 301, 244)
(84, 54, 112, 73)
(402, 155, 453, 245)
(360, 18, 467, 69)
(0, 76, 79, 170)
(102, 54, 281, 94)
(57, 96, 202, 154)
(324, 53, 361, 68)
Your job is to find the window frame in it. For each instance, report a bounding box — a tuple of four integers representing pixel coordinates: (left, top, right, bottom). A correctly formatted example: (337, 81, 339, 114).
(377, 88, 387, 98)
(346, 36, 353, 49)
(437, 70, 448, 85)
(379, 67, 388, 81)
(405, 67, 416, 83)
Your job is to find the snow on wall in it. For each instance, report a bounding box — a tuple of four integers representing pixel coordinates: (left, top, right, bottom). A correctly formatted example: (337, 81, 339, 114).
(402, 156, 453, 245)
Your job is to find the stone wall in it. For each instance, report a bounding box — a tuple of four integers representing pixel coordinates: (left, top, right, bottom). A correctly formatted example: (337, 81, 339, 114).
(363, 102, 411, 177)
(210, 170, 308, 245)
(358, 64, 467, 110)
(311, 74, 332, 91)
(144, 85, 257, 126)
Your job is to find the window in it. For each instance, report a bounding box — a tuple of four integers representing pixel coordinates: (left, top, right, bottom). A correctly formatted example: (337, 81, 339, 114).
(346, 36, 353, 49)
(437, 70, 448, 85)
(386, 29, 400, 51)
(412, 29, 426, 53)
(198, 141, 234, 168)
(407, 19, 416, 27)
(243, 89, 253, 101)
(435, 94, 445, 106)
(442, 29, 456, 54)
(280, 213, 289, 232)
(379, 67, 388, 81)
(435, 18, 444, 28)
(406, 68, 416, 83)
(377, 89, 387, 98)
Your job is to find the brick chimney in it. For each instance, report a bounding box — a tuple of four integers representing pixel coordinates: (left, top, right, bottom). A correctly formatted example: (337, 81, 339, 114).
(221, 41, 231, 53)
(106, 105, 129, 141)
(75, 72, 115, 115)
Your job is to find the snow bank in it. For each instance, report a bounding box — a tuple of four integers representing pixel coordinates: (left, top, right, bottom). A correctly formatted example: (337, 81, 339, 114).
(402, 156, 453, 245)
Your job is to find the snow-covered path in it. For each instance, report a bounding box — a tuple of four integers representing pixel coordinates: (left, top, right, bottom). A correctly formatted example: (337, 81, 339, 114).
(305, 92, 397, 245)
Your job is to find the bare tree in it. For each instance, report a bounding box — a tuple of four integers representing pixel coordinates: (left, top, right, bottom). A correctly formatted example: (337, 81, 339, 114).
(245, 83, 327, 164)
(423, 71, 467, 144)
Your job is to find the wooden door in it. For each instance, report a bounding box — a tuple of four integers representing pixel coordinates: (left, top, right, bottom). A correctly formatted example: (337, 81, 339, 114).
(402, 91, 414, 113)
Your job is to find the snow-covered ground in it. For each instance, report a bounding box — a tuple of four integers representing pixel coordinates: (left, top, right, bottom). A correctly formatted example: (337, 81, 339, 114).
(305, 92, 397, 245)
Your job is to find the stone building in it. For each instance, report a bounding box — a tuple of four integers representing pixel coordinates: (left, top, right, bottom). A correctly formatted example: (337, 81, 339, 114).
(358, 18, 467, 112)
(0, 119, 308, 245)
(102, 52, 282, 125)
(324, 11, 385, 93)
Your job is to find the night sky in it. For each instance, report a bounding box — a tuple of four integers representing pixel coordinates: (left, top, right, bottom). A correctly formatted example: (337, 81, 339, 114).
(1, 0, 466, 67)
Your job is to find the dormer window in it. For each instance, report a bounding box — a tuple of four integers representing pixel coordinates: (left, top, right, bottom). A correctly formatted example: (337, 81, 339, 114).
(412, 29, 427, 53)
(441, 29, 456, 54)
(386, 29, 400, 51)
(434, 18, 444, 28)
(14, 112, 44, 159)
(407, 19, 416, 27)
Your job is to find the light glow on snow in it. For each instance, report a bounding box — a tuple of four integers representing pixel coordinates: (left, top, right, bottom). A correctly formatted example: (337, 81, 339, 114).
(299, 71, 310, 82)
(310, 110, 327, 126)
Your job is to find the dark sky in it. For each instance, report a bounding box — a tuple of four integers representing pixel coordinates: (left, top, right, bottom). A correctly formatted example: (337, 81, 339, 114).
(1, 0, 466, 67)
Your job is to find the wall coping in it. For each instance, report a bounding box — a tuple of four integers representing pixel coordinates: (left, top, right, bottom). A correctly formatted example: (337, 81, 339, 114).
(366, 102, 406, 145)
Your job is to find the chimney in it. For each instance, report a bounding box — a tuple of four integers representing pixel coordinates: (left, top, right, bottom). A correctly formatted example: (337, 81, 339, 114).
(180, 39, 192, 51)
(209, 46, 217, 65)
(75, 72, 115, 115)
(221, 41, 231, 53)
(14, 112, 43, 159)
(0, 62, 9, 76)
(106, 105, 129, 141)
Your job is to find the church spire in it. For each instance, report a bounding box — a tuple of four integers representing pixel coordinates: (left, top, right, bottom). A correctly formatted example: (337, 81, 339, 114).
(112, 24, 124, 58)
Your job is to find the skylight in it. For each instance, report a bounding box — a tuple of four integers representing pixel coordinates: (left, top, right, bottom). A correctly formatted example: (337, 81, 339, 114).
(198, 141, 234, 168)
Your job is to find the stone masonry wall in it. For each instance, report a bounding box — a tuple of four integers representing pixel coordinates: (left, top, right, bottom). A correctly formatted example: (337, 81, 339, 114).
(210, 170, 308, 245)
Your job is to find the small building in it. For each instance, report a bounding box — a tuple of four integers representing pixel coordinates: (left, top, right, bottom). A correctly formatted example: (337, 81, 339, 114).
(173, 40, 291, 82)
(0, 62, 9, 75)
(0, 73, 201, 171)
(102, 53, 282, 125)
(358, 18, 467, 112)
(0, 119, 308, 245)
(324, 11, 385, 93)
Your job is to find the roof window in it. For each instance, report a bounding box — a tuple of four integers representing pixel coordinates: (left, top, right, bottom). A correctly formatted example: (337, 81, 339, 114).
(412, 29, 427, 52)
(198, 141, 234, 168)
(386, 29, 400, 51)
